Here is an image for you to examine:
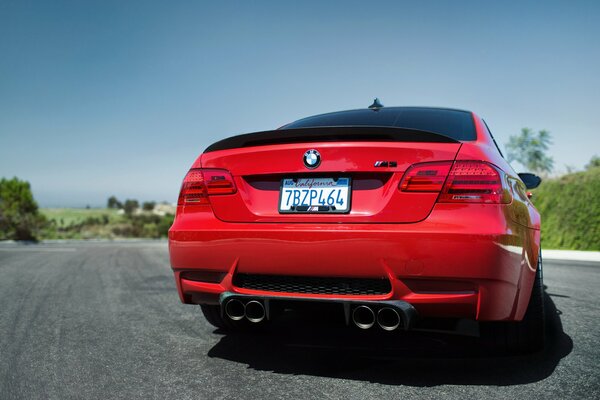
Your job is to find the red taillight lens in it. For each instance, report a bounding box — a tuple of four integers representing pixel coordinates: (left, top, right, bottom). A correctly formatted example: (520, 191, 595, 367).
(177, 168, 236, 206)
(400, 160, 512, 204)
(439, 161, 511, 204)
(178, 169, 208, 205)
(399, 162, 453, 192)
(202, 169, 237, 195)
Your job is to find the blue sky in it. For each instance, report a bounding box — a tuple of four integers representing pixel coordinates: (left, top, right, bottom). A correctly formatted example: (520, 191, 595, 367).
(1, 0, 599, 207)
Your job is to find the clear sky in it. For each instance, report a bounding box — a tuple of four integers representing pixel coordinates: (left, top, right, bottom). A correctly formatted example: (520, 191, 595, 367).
(1, 0, 599, 207)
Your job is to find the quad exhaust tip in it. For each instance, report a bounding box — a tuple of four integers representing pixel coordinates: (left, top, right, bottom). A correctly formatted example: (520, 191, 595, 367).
(244, 300, 266, 323)
(377, 307, 401, 331)
(352, 305, 376, 329)
(224, 299, 245, 321)
(222, 295, 411, 330)
(224, 299, 266, 323)
(352, 305, 402, 331)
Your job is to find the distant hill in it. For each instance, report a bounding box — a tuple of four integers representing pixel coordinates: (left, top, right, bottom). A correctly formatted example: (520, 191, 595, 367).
(533, 166, 600, 250)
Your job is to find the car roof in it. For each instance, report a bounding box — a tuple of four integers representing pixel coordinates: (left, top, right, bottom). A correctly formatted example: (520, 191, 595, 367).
(282, 106, 477, 142)
(290, 106, 473, 121)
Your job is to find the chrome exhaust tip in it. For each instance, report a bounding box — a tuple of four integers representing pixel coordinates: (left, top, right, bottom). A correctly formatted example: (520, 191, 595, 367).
(244, 300, 266, 323)
(224, 299, 245, 321)
(352, 305, 375, 329)
(377, 307, 401, 331)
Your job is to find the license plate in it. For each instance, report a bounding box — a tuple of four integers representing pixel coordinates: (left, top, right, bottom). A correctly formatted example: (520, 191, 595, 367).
(279, 177, 351, 213)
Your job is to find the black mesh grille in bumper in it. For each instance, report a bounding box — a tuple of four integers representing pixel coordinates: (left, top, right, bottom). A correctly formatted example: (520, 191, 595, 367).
(233, 274, 391, 295)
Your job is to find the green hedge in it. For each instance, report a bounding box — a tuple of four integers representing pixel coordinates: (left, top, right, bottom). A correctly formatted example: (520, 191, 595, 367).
(533, 166, 600, 250)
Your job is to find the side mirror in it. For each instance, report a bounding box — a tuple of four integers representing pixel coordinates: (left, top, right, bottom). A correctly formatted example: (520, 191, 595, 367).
(518, 173, 542, 189)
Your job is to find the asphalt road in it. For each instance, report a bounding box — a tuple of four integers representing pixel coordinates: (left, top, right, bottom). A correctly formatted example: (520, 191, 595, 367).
(0, 241, 598, 399)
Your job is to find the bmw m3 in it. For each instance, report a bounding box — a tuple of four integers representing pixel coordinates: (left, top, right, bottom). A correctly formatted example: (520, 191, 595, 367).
(168, 102, 544, 352)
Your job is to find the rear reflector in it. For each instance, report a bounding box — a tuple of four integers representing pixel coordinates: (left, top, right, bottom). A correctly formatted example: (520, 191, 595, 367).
(177, 168, 237, 206)
(399, 162, 453, 192)
(439, 161, 511, 204)
(180, 270, 227, 283)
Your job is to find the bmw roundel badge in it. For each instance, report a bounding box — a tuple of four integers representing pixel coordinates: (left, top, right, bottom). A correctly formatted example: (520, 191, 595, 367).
(303, 149, 321, 169)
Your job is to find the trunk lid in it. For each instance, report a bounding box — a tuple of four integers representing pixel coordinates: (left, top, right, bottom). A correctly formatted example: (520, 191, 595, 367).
(199, 130, 461, 223)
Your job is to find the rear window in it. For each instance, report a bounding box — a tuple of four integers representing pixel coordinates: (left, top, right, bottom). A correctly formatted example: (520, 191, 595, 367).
(283, 107, 476, 141)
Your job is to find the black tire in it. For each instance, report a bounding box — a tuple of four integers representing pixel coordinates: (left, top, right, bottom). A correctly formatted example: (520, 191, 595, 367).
(200, 304, 239, 330)
(200, 304, 262, 331)
(480, 250, 546, 353)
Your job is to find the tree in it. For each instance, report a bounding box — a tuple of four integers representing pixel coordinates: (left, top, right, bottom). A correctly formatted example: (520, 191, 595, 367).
(142, 201, 156, 212)
(505, 128, 554, 174)
(123, 199, 139, 216)
(565, 165, 577, 174)
(586, 155, 600, 170)
(107, 196, 122, 209)
(0, 177, 47, 240)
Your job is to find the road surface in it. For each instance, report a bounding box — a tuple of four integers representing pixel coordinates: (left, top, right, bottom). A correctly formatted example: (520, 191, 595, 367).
(0, 241, 597, 399)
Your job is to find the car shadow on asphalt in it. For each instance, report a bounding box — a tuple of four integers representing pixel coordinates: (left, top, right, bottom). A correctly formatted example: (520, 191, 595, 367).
(206, 293, 573, 386)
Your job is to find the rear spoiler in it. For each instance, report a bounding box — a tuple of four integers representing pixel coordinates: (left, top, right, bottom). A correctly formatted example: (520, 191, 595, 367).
(204, 126, 459, 153)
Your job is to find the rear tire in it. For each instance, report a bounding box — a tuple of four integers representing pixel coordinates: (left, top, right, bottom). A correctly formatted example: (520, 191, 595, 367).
(200, 304, 239, 330)
(480, 250, 546, 353)
(200, 304, 263, 331)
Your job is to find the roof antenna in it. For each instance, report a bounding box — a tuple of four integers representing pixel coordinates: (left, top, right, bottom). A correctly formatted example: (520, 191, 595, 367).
(368, 98, 384, 110)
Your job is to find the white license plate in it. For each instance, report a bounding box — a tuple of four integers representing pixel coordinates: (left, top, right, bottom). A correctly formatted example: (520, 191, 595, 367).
(279, 177, 351, 213)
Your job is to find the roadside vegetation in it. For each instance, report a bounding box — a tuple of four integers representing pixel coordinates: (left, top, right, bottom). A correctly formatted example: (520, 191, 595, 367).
(0, 180, 173, 241)
(532, 159, 600, 250)
(40, 197, 174, 240)
(0, 177, 47, 241)
(505, 129, 599, 250)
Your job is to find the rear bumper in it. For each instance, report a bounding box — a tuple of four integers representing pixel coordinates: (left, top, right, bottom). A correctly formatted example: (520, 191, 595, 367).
(169, 203, 539, 321)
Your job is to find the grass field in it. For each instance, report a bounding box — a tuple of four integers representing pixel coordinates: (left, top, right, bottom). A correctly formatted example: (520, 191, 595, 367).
(39, 208, 173, 239)
(41, 208, 123, 227)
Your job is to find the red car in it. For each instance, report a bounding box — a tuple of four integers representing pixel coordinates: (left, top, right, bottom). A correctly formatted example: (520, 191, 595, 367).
(169, 103, 545, 352)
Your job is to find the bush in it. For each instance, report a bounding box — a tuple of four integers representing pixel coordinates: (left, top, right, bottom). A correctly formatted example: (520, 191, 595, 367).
(0, 177, 47, 241)
(586, 155, 600, 170)
(107, 196, 122, 209)
(156, 214, 173, 237)
(123, 199, 139, 216)
(533, 165, 600, 250)
(111, 213, 173, 238)
(142, 201, 156, 212)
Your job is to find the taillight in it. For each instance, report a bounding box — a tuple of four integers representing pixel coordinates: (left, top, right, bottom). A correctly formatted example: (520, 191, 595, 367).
(202, 169, 237, 195)
(399, 162, 453, 192)
(177, 168, 237, 206)
(178, 169, 208, 205)
(439, 161, 511, 204)
(399, 160, 512, 204)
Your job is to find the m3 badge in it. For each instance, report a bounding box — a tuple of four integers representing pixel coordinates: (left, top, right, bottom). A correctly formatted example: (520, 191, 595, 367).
(374, 161, 397, 167)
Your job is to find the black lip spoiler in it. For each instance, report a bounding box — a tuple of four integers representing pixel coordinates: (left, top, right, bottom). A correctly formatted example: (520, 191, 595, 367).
(204, 126, 459, 153)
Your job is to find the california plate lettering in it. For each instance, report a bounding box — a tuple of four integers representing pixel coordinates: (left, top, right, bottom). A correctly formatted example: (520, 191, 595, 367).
(279, 177, 350, 212)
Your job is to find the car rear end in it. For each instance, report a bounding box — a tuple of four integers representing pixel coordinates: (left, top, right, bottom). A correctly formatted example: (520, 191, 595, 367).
(168, 107, 540, 334)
